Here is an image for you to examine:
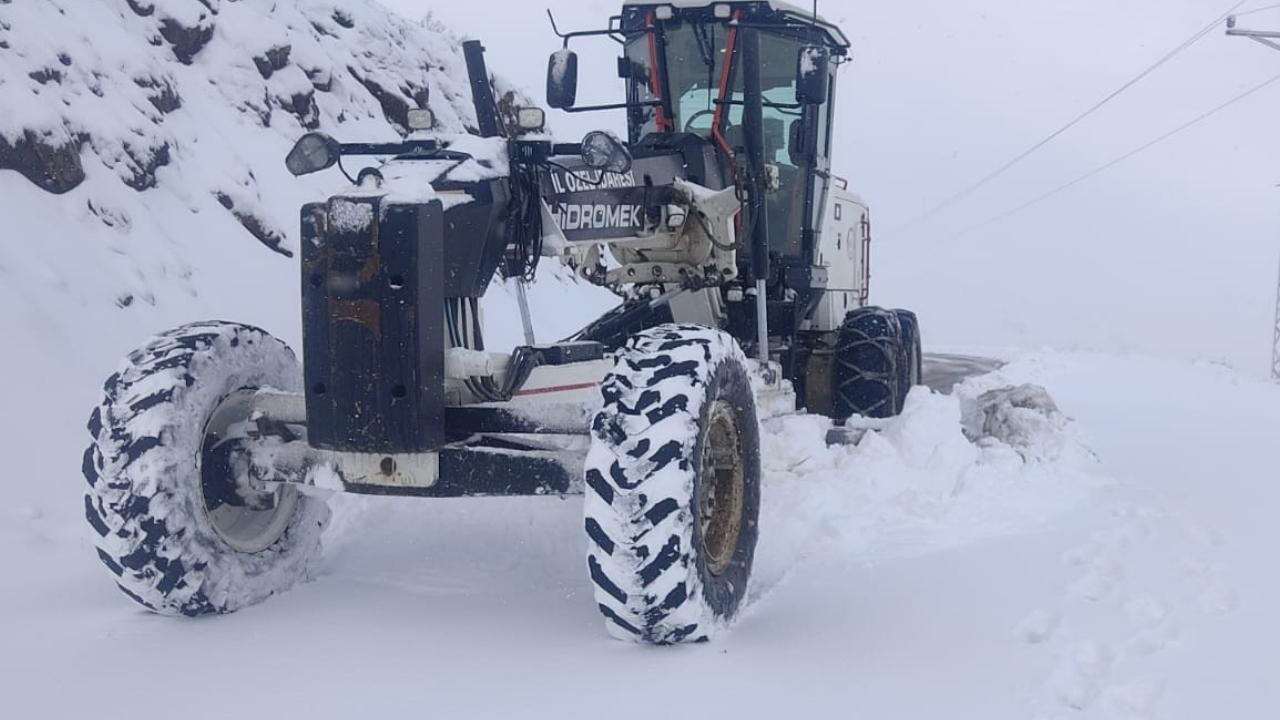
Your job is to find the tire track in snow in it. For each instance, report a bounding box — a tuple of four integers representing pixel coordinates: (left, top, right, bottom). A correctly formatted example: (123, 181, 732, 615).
(1016, 497, 1237, 719)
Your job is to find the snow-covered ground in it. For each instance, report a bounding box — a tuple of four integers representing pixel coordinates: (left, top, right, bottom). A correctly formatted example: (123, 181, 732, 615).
(2, 347, 1277, 719)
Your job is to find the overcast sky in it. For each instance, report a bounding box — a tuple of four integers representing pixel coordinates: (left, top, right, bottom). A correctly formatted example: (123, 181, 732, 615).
(378, 0, 1280, 376)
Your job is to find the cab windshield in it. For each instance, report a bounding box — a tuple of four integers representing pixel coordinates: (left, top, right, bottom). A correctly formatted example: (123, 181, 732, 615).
(625, 21, 806, 163)
(624, 20, 831, 260)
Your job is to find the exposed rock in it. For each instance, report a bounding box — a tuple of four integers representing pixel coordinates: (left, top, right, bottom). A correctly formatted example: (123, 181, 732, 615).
(497, 89, 528, 134)
(158, 15, 215, 65)
(253, 45, 292, 80)
(241, 89, 273, 127)
(349, 68, 410, 133)
(122, 141, 171, 191)
(309, 20, 337, 39)
(237, 213, 292, 257)
(409, 84, 429, 110)
(125, 0, 155, 17)
(136, 75, 182, 114)
(28, 68, 64, 85)
(283, 90, 320, 130)
(332, 10, 355, 29)
(214, 191, 293, 258)
(87, 199, 132, 230)
(86, 71, 106, 98)
(0, 130, 85, 194)
(303, 65, 332, 92)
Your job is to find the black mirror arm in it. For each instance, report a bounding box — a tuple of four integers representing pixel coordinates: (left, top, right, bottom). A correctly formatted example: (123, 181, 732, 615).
(337, 141, 442, 156)
(558, 101, 656, 114)
(546, 10, 626, 45)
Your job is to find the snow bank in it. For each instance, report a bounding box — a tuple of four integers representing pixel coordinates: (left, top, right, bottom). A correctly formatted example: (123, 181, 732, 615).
(753, 381, 1106, 597)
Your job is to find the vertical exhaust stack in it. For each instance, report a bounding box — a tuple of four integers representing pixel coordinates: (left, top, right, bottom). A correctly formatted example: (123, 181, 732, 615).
(462, 40, 503, 138)
(740, 28, 771, 364)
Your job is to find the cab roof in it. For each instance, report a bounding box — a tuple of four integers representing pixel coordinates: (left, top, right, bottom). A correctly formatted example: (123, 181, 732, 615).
(620, 1, 851, 49)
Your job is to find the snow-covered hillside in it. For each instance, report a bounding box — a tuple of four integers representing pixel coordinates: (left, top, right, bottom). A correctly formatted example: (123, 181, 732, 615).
(0, 0, 601, 336)
(2, 0, 512, 278)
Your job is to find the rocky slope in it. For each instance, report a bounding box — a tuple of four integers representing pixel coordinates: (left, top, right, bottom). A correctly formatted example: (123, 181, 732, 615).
(0, 0, 527, 308)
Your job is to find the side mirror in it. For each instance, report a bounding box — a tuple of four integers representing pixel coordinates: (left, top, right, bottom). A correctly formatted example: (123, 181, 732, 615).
(787, 119, 805, 166)
(286, 132, 341, 176)
(796, 46, 829, 105)
(581, 131, 632, 174)
(547, 49, 579, 110)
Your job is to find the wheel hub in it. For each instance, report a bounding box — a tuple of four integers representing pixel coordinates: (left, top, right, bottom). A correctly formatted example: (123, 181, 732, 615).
(200, 390, 298, 554)
(698, 399, 745, 577)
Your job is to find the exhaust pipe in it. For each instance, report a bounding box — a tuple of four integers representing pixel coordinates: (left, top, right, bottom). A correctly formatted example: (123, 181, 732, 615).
(462, 40, 503, 138)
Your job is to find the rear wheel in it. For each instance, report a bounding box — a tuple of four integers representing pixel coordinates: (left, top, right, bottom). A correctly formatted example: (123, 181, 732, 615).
(894, 308, 923, 407)
(833, 306, 903, 421)
(83, 322, 329, 616)
(584, 324, 761, 644)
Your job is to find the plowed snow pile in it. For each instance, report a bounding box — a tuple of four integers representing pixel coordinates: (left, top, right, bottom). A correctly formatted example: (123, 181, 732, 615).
(754, 386, 1102, 595)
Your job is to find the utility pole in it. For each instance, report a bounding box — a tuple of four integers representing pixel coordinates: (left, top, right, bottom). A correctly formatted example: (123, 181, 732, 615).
(1273, 254, 1280, 381)
(1227, 15, 1280, 51)
(1226, 14, 1280, 381)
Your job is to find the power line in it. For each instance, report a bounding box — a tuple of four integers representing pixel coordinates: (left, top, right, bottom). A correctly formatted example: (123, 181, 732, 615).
(1236, 2, 1280, 17)
(958, 71, 1280, 235)
(903, 0, 1249, 229)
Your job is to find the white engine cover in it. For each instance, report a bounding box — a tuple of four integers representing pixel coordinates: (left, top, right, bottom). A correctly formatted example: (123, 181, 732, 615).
(811, 188, 871, 333)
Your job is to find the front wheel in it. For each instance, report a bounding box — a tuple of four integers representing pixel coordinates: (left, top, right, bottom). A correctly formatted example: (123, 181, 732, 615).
(584, 325, 761, 644)
(83, 322, 329, 616)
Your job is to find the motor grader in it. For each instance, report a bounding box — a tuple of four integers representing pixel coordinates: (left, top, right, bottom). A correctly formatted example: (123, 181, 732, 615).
(84, 0, 921, 644)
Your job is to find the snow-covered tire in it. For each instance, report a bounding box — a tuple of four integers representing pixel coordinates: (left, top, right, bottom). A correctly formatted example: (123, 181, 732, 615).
(585, 324, 761, 644)
(834, 306, 902, 421)
(894, 308, 923, 402)
(83, 322, 329, 616)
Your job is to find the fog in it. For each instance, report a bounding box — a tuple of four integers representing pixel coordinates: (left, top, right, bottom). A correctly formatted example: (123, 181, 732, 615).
(380, 0, 1280, 376)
